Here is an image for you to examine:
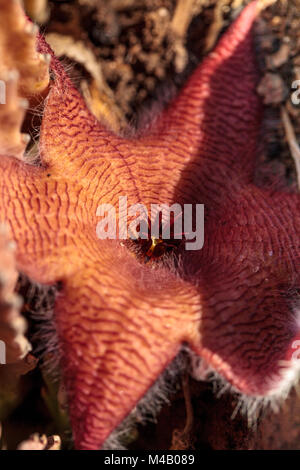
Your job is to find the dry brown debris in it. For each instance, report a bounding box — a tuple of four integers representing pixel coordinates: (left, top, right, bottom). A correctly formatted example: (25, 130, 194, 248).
(17, 433, 61, 450)
(0, 0, 50, 158)
(24, 0, 50, 24)
(0, 0, 49, 96)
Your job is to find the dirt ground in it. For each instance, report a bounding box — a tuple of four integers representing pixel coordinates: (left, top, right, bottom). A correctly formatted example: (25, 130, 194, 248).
(1, 0, 300, 450)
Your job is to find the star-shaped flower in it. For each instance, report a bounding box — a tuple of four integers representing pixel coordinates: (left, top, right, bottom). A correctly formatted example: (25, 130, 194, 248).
(0, 0, 299, 450)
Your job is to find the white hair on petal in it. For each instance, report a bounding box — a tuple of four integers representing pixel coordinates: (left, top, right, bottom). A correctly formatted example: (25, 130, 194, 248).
(17, 273, 60, 379)
(102, 350, 189, 450)
(187, 346, 300, 430)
